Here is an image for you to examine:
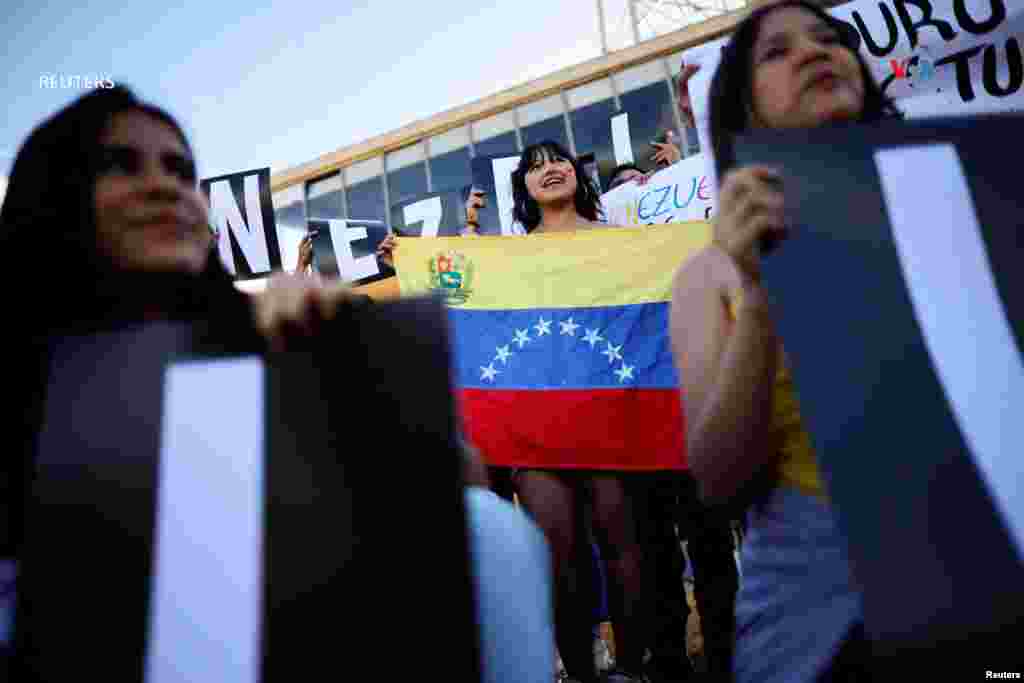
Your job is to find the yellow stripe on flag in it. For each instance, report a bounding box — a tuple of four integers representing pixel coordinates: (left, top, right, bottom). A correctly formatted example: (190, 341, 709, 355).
(394, 223, 712, 310)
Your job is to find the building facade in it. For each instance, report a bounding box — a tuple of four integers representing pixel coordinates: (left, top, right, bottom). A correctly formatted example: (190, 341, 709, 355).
(265, 4, 758, 264)
(264, 0, 838, 282)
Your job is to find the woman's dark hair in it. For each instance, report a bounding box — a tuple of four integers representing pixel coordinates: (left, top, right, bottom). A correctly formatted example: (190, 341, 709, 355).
(511, 140, 603, 232)
(0, 85, 204, 279)
(708, 0, 902, 180)
(607, 163, 647, 191)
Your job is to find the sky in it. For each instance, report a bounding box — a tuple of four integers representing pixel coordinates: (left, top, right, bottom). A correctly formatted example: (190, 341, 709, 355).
(0, 0, 628, 187)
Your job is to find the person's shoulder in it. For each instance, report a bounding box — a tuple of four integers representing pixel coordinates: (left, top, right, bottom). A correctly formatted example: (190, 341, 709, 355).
(672, 245, 739, 296)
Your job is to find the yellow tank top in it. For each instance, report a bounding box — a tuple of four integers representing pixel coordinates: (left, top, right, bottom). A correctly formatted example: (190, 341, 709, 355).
(726, 297, 827, 501)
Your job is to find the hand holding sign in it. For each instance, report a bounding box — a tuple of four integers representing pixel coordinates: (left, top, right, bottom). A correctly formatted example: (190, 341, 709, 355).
(651, 130, 683, 167)
(376, 233, 398, 268)
(714, 166, 788, 283)
(254, 273, 359, 352)
(464, 188, 486, 234)
(294, 234, 314, 275)
(677, 63, 701, 128)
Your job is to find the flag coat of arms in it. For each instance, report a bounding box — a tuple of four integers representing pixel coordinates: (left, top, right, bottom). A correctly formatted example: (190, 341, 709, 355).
(396, 223, 712, 470)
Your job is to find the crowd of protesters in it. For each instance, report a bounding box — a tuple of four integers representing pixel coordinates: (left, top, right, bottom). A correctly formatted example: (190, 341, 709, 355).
(2, 1, 997, 681)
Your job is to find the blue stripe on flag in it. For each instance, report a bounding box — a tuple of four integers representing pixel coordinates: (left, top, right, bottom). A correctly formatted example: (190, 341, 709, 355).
(449, 303, 680, 389)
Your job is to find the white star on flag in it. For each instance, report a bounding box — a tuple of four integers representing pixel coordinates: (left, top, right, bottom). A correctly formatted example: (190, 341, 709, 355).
(534, 317, 552, 336)
(494, 345, 512, 364)
(559, 317, 580, 336)
(480, 363, 500, 382)
(614, 363, 635, 383)
(513, 328, 531, 348)
(602, 343, 623, 364)
(583, 328, 603, 348)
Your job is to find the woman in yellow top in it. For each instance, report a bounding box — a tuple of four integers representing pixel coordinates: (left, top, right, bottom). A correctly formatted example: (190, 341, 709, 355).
(670, 2, 901, 681)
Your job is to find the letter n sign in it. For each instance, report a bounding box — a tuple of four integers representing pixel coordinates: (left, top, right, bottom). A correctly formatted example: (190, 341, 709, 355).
(201, 168, 282, 278)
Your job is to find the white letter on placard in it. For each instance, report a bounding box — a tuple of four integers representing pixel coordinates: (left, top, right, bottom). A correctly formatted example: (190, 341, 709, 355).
(327, 219, 380, 281)
(146, 357, 264, 683)
(491, 156, 521, 235)
(611, 112, 634, 166)
(402, 196, 443, 237)
(875, 144, 1024, 559)
(210, 176, 271, 275)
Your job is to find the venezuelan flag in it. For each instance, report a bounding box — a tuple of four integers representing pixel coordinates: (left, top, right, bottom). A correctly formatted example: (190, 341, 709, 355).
(395, 223, 711, 470)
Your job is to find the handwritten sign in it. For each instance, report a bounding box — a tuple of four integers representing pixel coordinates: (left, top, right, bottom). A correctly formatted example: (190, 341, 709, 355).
(685, 0, 1024, 194)
(600, 153, 714, 225)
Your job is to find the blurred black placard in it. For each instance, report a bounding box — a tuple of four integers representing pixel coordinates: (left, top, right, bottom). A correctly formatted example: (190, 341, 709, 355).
(734, 113, 1024, 667)
(18, 299, 478, 681)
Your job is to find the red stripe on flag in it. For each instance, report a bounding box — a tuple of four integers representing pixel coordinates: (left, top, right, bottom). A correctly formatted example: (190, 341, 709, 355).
(458, 388, 687, 471)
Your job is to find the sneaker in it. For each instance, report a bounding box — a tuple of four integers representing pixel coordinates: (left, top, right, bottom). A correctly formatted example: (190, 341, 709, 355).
(594, 635, 614, 673)
(602, 667, 652, 683)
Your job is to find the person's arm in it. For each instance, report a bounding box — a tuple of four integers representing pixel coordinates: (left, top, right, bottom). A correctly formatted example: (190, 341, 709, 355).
(459, 437, 491, 489)
(293, 234, 314, 275)
(651, 130, 683, 167)
(461, 188, 486, 236)
(670, 248, 779, 504)
(375, 233, 398, 268)
(670, 164, 787, 504)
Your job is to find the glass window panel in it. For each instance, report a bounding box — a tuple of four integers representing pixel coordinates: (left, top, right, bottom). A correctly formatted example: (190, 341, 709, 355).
(518, 95, 564, 127)
(430, 125, 471, 156)
(387, 143, 425, 170)
(272, 184, 306, 272)
(520, 116, 569, 149)
(568, 93, 618, 192)
(345, 159, 386, 224)
(567, 78, 614, 110)
(386, 144, 428, 206)
(617, 78, 676, 173)
(473, 111, 519, 158)
(615, 59, 666, 94)
(346, 156, 383, 185)
(473, 110, 515, 141)
(429, 143, 473, 194)
(306, 172, 343, 220)
(518, 94, 569, 149)
(666, 49, 689, 79)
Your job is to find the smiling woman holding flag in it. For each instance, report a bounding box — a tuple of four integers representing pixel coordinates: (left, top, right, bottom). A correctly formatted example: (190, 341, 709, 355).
(392, 139, 699, 683)
(503, 141, 654, 683)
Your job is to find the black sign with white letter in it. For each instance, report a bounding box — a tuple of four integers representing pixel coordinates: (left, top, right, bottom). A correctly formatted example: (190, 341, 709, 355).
(736, 113, 1024, 668)
(18, 300, 478, 681)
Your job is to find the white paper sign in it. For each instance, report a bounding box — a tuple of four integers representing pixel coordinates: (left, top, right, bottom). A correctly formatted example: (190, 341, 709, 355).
(684, 0, 1024, 199)
(491, 156, 526, 235)
(147, 358, 265, 683)
(600, 153, 715, 225)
